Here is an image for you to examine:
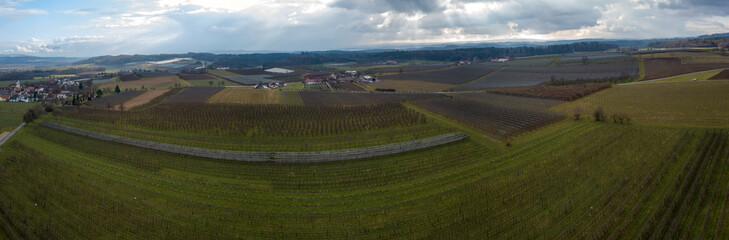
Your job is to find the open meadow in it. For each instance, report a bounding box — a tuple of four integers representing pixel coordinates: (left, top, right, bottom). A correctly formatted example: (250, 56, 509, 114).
(555, 81, 729, 127)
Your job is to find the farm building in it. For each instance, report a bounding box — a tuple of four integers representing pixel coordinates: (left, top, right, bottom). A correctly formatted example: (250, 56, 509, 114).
(0, 95, 8, 101)
(265, 68, 294, 74)
(304, 78, 324, 85)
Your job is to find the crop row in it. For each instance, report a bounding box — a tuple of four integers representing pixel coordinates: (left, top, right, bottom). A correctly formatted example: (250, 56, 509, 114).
(41, 121, 468, 162)
(2, 120, 714, 238)
(53, 103, 427, 137)
(86, 91, 144, 108)
(456, 61, 637, 89)
(381, 64, 501, 84)
(643, 58, 729, 80)
(412, 98, 565, 138)
(163, 87, 224, 103)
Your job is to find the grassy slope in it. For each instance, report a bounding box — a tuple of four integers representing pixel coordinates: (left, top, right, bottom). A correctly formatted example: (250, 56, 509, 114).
(0, 102, 37, 132)
(555, 81, 729, 128)
(2, 119, 727, 239)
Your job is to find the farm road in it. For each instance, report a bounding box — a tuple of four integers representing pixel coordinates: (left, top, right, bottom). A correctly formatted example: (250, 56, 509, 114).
(0, 123, 26, 150)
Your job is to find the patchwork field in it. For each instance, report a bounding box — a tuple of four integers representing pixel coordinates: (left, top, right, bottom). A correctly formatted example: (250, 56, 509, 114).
(642, 58, 729, 80)
(99, 76, 189, 91)
(641, 69, 723, 83)
(709, 69, 729, 80)
(555, 81, 729, 127)
(3, 51, 729, 239)
(412, 97, 565, 139)
(86, 91, 144, 109)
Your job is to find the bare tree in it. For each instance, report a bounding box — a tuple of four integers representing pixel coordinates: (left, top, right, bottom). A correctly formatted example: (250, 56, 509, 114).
(593, 107, 605, 122)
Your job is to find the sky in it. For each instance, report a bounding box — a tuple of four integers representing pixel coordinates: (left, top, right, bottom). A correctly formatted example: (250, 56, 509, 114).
(0, 0, 728, 57)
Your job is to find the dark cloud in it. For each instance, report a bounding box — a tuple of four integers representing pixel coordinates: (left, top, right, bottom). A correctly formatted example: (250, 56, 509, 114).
(331, 0, 443, 14)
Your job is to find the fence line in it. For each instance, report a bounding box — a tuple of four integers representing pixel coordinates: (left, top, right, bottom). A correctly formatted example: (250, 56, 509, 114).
(40, 122, 468, 163)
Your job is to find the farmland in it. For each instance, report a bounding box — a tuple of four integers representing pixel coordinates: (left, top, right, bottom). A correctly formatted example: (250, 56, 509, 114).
(411, 97, 565, 138)
(642, 58, 729, 80)
(368, 79, 454, 92)
(207, 88, 282, 104)
(86, 91, 144, 109)
(708, 69, 729, 80)
(456, 59, 638, 89)
(163, 87, 224, 103)
(0, 102, 37, 132)
(122, 89, 171, 109)
(296, 91, 446, 106)
(99, 76, 190, 91)
(2, 48, 729, 239)
(641, 69, 723, 83)
(555, 81, 729, 127)
(484, 83, 612, 101)
(380, 64, 501, 84)
(331, 82, 365, 91)
(44, 103, 447, 151)
(3, 117, 728, 238)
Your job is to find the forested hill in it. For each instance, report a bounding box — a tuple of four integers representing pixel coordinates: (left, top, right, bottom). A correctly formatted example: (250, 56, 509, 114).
(648, 37, 729, 49)
(76, 41, 618, 68)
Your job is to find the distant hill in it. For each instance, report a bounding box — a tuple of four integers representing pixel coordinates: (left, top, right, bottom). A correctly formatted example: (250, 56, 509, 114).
(77, 42, 618, 69)
(0, 54, 81, 67)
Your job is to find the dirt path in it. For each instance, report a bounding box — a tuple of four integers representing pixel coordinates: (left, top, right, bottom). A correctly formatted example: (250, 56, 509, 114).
(0, 123, 25, 150)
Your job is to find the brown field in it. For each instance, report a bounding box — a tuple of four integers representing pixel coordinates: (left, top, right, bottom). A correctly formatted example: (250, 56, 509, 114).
(643, 58, 729, 80)
(638, 51, 729, 64)
(708, 69, 729, 80)
(486, 83, 612, 101)
(100, 76, 183, 90)
(368, 80, 454, 92)
(121, 89, 171, 110)
(207, 88, 282, 104)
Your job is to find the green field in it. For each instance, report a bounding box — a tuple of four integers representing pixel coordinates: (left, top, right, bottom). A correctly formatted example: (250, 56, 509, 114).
(0, 102, 38, 132)
(555, 81, 729, 127)
(2, 117, 728, 238)
(2, 69, 729, 238)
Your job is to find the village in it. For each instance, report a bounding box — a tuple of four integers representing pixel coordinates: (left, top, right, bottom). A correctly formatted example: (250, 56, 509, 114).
(0, 78, 94, 103)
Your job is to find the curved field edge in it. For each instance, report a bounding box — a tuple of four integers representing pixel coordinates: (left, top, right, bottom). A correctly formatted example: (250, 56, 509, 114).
(44, 116, 452, 152)
(1, 121, 727, 238)
(39, 121, 468, 163)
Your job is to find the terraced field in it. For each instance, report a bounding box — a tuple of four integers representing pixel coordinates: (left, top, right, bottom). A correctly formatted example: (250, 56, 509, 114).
(555, 81, 729, 127)
(2, 119, 728, 239)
